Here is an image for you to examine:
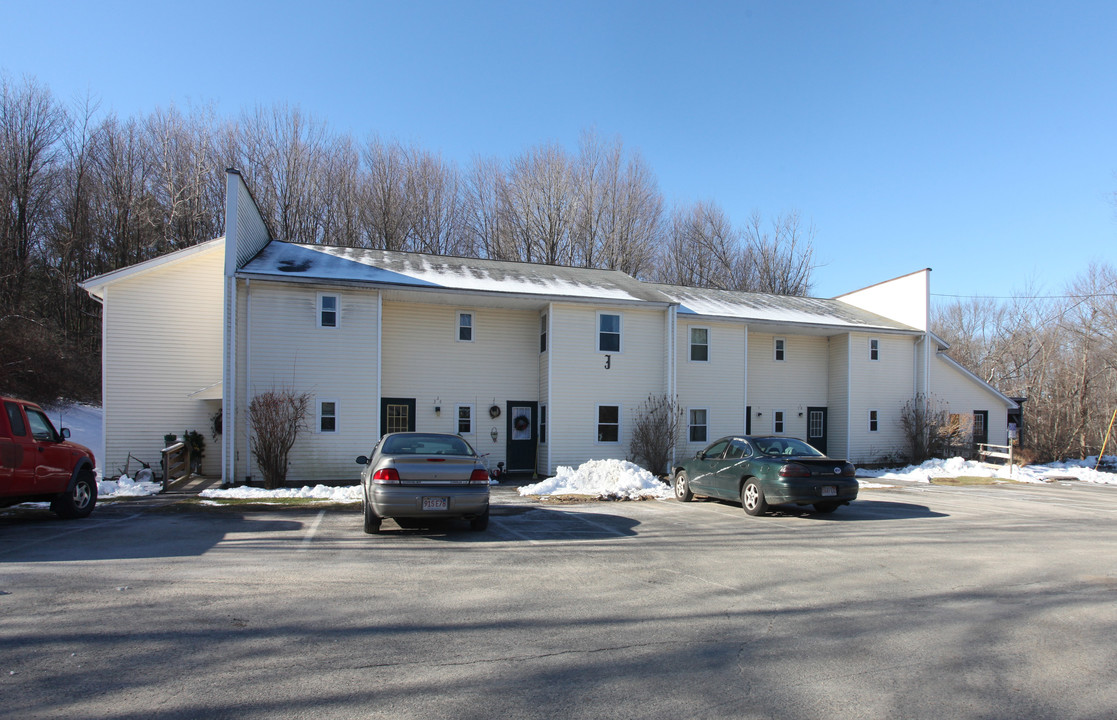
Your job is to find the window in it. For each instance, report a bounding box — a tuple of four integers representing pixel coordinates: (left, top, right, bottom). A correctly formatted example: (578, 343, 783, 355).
(598, 313, 621, 352)
(319, 400, 337, 433)
(540, 405, 547, 443)
(973, 410, 988, 443)
(318, 294, 338, 328)
(689, 327, 709, 362)
(540, 314, 548, 353)
(458, 312, 473, 342)
(25, 408, 57, 441)
(869, 409, 879, 432)
(870, 338, 880, 361)
(774, 337, 786, 362)
(4, 402, 26, 436)
(456, 405, 472, 435)
(597, 405, 620, 443)
(688, 408, 708, 443)
(773, 410, 785, 434)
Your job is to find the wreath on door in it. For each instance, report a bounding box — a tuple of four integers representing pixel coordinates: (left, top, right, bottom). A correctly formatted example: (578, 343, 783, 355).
(513, 415, 530, 432)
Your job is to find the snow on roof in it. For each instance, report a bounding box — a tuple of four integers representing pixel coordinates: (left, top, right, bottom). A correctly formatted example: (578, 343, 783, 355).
(239, 241, 668, 303)
(650, 283, 918, 332)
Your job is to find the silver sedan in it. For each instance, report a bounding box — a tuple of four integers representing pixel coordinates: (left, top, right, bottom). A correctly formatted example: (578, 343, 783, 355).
(356, 432, 490, 533)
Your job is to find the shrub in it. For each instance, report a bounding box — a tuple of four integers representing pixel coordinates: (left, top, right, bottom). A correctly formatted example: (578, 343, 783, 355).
(900, 394, 969, 463)
(628, 394, 683, 476)
(248, 389, 310, 489)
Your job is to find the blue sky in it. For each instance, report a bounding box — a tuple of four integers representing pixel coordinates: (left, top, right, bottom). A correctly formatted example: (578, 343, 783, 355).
(3, 1, 1115, 301)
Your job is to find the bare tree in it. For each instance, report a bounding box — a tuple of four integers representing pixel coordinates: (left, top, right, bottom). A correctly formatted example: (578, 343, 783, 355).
(656, 200, 739, 288)
(361, 136, 411, 250)
(501, 142, 575, 265)
(740, 210, 816, 295)
(629, 394, 683, 475)
(248, 388, 311, 489)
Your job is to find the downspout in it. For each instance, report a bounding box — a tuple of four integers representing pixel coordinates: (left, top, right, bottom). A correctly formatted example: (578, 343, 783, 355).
(546, 303, 553, 476)
(846, 334, 852, 460)
(742, 325, 749, 434)
(376, 292, 383, 437)
(222, 275, 237, 485)
(667, 305, 677, 470)
(244, 278, 251, 482)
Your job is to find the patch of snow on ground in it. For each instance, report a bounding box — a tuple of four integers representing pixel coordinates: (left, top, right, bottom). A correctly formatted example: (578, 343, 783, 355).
(201, 484, 363, 502)
(518, 459, 672, 499)
(98, 474, 162, 498)
(859, 456, 1117, 485)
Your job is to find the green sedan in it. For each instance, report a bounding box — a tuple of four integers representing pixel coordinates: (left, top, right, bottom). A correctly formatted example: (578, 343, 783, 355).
(672, 436, 858, 515)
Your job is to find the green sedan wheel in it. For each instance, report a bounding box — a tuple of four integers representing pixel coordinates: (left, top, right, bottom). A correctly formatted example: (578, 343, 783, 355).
(741, 479, 768, 516)
(674, 471, 694, 502)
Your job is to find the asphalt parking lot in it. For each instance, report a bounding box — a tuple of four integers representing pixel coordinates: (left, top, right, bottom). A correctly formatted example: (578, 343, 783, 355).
(2, 480, 1116, 720)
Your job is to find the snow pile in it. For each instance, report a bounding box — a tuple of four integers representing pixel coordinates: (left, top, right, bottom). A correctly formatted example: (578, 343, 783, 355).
(860, 456, 1117, 485)
(518, 459, 672, 499)
(98, 474, 162, 498)
(201, 484, 363, 502)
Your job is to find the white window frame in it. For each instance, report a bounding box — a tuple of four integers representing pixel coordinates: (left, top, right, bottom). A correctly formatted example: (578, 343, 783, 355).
(869, 338, 880, 361)
(773, 409, 786, 434)
(318, 399, 338, 434)
(597, 312, 622, 353)
(317, 293, 339, 329)
(689, 326, 710, 363)
(688, 408, 708, 443)
(456, 404, 473, 435)
(869, 409, 879, 432)
(457, 311, 474, 342)
(774, 337, 786, 362)
(596, 403, 621, 444)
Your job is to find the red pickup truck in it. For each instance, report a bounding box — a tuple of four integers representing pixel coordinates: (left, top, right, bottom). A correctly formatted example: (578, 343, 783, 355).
(1, 396, 98, 518)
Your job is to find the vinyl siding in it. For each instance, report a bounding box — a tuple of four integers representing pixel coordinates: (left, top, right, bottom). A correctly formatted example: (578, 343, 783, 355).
(236, 281, 380, 483)
(847, 333, 917, 463)
(746, 333, 829, 440)
(102, 244, 224, 478)
(675, 320, 747, 455)
(381, 301, 539, 471)
(546, 304, 668, 471)
(827, 334, 850, 459)
(931, 353, 1011, 444)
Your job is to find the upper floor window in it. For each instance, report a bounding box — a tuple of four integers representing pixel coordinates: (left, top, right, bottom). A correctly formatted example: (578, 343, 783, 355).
(690, 327, 709, 362)
(869, 338, 880, 361)
(598, 313, 621, 353)
(688, 408, 708, 443)
(774, 337, 786, 362)
(318, 293, 338, 328)
(458, 312, 474, 342)
(540, 313, 548, 353)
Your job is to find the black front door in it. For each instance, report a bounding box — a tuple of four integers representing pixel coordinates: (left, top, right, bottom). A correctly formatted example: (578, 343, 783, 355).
(807, 407, 828, 454)
(380, 398, 416, 436)
(506, 401, 538, 472)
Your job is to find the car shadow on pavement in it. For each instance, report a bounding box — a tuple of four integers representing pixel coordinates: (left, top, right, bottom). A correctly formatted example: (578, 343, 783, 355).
(695, 497, 947, 521)
(372, 504, 641, 542)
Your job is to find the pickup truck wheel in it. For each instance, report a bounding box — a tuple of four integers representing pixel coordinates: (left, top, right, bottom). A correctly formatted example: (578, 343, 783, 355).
(53, 471, 97, 519)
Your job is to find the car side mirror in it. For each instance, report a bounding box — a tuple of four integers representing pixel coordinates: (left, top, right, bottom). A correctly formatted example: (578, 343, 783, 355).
(356, 456, 369, 465)
(695, 451, 705, 459)
(61, 428, 71, 439)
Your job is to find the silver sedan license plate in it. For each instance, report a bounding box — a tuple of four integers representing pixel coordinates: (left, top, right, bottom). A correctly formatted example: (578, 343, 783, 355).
(821, 486, 837, 497)
(422, 496, 449, 511)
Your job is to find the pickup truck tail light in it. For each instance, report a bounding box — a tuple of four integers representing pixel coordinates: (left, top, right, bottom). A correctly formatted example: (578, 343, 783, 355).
(371, 468, 400, 484)
(469, 469, 490, 484)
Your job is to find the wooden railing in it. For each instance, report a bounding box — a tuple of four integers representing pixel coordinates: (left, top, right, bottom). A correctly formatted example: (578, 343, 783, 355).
(161, 441, 191, 492)
(977, 442, 1015, 470)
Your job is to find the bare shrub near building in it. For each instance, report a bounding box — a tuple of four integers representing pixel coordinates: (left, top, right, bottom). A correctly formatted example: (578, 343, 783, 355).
(248, 389, 310, 488)
(629, 394, 683, 476)
(900, 394, 969, 463)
